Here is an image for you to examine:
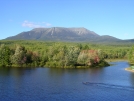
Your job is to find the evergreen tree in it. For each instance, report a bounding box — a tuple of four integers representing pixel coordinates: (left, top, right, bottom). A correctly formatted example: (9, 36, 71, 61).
(0, 44, 11, 67)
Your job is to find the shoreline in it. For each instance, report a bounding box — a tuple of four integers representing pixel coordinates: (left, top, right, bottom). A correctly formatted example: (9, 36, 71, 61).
(105, 59, 128, 62)
(125, 67, 134, 73)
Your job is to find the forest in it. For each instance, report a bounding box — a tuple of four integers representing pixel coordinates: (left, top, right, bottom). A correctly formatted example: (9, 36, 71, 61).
(0, 40, 133, 68)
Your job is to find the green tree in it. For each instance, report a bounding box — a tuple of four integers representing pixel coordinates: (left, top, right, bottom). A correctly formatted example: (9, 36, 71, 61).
(67, 46, 80, 67)
(0, 44, 11, 67)
(77, 51, 88, 65)
(11, 45, 27, 66)
(128, 46, 134, 64)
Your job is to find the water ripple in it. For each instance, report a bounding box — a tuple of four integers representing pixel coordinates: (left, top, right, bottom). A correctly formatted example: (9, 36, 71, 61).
(83, 82, 134, 91)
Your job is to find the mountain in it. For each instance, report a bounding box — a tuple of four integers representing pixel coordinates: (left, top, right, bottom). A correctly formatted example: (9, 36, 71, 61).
(124, 39, 134, 42)
(6, 27, 121, 42)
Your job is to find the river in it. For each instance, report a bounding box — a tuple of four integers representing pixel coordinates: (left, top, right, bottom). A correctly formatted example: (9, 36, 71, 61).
(0, 61, 134, 101)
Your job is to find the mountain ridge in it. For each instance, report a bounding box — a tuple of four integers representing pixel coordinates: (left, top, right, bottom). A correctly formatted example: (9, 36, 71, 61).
(5, 27, 123, 42)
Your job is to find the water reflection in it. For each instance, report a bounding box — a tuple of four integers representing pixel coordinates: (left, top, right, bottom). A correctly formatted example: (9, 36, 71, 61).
(48, 68, 66, 76)
(88, 67, 104, 75)
(0, 67, 37, 77)
(87, 67, 106, 83)
(130, 73, 134, 86)
(0, 67, 11, 76)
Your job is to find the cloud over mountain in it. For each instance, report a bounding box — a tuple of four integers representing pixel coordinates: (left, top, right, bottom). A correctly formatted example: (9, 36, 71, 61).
(22, 21, 52, 28)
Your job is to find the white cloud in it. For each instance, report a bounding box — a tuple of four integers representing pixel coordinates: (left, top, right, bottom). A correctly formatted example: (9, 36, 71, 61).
(22, 20, 52, 28)
(124, 33, 129, 37)
(45, 23, 52, 27)
(41, 22, 52, 26)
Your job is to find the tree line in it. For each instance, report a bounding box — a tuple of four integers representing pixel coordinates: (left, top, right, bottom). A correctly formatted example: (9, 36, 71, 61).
(0, 43, 109, 68)
(0, 40, 131, 68)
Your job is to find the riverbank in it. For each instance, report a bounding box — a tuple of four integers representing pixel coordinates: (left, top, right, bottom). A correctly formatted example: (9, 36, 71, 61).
(105, 59, 128, 62)
(125, 67, 134, 73)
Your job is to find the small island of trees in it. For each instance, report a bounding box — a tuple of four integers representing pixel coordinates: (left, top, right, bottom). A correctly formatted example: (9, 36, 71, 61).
(0, 44, 109, 68)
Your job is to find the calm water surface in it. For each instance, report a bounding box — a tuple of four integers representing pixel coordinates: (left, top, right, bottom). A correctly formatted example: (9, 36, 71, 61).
(0, 61, 134, 101)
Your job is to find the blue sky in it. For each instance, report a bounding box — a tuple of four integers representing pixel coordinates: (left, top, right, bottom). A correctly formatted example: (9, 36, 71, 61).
(0, 0, 134, 40)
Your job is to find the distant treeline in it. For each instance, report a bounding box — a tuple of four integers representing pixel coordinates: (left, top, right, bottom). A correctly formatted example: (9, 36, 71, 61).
(0, 40, 132, 68)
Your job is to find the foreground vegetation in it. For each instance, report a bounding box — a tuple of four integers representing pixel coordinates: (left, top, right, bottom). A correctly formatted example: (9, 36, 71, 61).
(0, 40, 133, 68)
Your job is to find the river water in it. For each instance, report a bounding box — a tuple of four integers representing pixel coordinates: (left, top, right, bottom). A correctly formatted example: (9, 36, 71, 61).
(0, 61, 134, 101)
